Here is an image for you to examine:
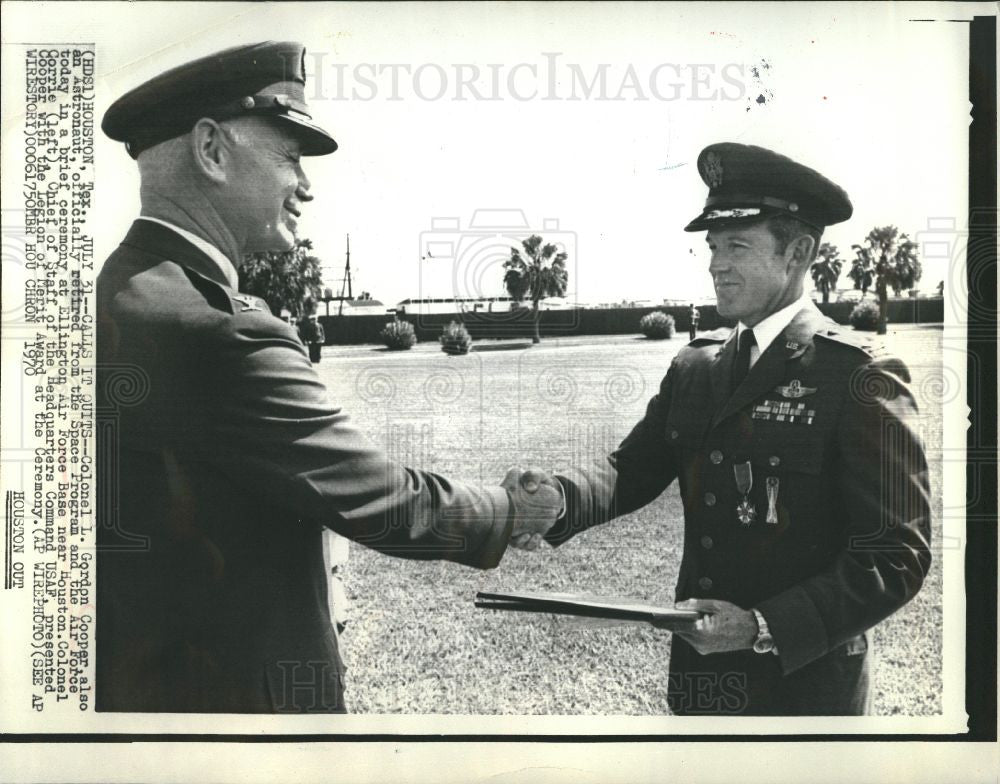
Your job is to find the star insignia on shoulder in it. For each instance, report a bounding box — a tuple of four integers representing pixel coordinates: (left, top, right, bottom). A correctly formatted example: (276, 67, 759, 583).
(231, 294, 264, 312)
(816, 329, 891, 359)
(689, 328, 730, 347)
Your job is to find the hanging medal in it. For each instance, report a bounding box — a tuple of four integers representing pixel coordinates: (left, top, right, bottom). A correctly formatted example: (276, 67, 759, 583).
(733, 461, 756, 526)
(766, 476, 780, 525)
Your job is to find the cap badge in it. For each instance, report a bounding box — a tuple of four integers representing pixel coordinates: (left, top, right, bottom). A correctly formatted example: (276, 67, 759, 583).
(703, 151, 724, 188)
(774, 379, 816, 398)
(232, 294, 264, 313)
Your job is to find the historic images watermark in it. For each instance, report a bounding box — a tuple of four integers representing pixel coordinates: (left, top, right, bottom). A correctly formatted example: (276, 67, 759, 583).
(305, 52, 751, 103)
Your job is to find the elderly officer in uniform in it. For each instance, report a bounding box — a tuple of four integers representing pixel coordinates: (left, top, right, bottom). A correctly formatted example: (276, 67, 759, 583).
(96, 42, 561, 714)
(522, 143, 932, 715)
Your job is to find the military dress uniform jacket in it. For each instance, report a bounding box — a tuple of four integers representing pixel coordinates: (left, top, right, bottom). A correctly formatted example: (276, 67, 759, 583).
(96, 221, 513, 713)
(545, 304, 932, 715)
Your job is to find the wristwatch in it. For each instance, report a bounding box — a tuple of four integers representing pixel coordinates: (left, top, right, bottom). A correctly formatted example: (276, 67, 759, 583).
(751, 608, 779, 655)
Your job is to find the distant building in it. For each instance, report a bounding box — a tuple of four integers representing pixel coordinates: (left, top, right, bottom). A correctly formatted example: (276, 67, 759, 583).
(322, 291, 388, 316)
(395, 296, 514, 315)
(395, 296, 575, 315)
(336, 298, 387, 316)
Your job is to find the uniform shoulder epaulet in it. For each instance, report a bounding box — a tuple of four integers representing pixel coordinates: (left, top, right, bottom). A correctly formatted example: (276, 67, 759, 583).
(688, 327, 730, 346)
(814, 327, 887, 356)
(229, 293, 269, 315)
(178, 263, 236, 315)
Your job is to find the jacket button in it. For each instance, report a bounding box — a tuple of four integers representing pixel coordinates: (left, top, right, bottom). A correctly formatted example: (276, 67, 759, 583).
(698, 576, 714, 591)
(700, 535, 713, 549)
(704, 492, 716, 507)
(670, 430, 679, 440)
(709, 450, 723, 464)
(768, 455, 781, 467)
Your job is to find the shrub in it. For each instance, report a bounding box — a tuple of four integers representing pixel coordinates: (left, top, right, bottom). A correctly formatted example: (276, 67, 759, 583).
(639, 311, 676, 340)
(440, 321, 472, 355)
(380, 319, 417, 350)
(849, 299, 880, 331)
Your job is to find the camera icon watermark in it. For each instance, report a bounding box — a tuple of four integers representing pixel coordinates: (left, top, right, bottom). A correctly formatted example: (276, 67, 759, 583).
(414, 209, 578, 336)
(2, 209, 29, 331)
(914, 213, 995, 336)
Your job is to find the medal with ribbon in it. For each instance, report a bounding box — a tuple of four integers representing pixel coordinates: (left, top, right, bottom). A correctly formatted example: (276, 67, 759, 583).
(733, 461, 756, 526)
(766, 476, 780, 525)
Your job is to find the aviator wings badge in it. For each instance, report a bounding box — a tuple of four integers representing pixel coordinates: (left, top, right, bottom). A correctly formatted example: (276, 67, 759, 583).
(232, 294, 264, 313)
(774, 379, 816, 399)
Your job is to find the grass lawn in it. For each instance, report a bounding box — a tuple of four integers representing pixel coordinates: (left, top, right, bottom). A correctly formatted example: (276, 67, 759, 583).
(318, 326, 944, 715)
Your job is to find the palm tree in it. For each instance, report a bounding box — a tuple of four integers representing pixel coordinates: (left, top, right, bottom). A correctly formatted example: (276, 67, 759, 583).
(810, 243, 843, 304)
(850, 226, 922, 335)
(848, 253, 874, 297)
(887, 233, 921, 295)
(240, 238, 324, 317)
(502, 235, 569, 344)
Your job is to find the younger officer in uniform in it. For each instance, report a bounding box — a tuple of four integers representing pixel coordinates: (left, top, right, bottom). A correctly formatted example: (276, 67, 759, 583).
(532, 143, 932, 715)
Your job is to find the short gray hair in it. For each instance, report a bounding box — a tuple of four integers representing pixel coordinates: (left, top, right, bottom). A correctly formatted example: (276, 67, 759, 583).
(136, 133, 189, 180)
(136, 117, 258, 178)
(764, 214, 822, 261)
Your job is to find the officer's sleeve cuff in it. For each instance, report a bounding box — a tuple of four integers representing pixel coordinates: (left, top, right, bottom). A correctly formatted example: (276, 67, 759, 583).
(757, 584, 829, 675)
(468, 485, 514, 569)
(545, 470, 612, 548)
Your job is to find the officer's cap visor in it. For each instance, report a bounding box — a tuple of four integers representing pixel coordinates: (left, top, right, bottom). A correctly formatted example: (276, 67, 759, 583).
(274, 113, 338, 156)
(684, 206, 788, 233)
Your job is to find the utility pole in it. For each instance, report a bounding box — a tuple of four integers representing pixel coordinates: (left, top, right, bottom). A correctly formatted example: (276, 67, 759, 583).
(338, 234, 353, 316)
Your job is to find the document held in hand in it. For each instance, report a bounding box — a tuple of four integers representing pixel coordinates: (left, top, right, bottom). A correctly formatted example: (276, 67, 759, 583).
(475, 591, 703, 630)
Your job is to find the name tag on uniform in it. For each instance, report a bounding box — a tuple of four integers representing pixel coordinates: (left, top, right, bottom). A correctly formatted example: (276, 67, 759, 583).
(752, 399, 816, 425)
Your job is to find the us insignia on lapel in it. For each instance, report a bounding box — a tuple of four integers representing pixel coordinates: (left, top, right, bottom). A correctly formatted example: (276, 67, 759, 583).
(774, 379, 816, 399)
(232, 294, 264, 312)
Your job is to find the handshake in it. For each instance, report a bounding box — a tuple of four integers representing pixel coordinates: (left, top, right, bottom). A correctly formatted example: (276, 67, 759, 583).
(500, 468, 564, 552)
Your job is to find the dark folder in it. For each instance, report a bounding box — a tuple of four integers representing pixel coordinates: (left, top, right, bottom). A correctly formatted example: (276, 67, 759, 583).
(475, 591, 702, 630)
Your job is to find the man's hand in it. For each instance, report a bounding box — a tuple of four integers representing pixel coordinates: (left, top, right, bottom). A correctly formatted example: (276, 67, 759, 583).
(501, 468, 564, 551)
(671, 599, 758, 655)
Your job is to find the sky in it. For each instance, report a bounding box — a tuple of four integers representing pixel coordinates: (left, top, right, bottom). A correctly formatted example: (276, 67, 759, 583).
(2, 2, 973, 307)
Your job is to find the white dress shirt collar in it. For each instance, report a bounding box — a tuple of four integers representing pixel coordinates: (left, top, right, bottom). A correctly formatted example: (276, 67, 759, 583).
(138, 216, 239, 289)
(737, 291, 814, 367)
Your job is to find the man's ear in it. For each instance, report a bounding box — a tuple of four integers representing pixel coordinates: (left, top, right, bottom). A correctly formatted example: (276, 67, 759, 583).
(786, 234, 816, 273)
(189, 119, 230, 183)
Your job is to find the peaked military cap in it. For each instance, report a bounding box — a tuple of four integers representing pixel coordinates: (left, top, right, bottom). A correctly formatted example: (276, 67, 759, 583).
(684, 143, 852, 232)
(102, 41, 337, 159)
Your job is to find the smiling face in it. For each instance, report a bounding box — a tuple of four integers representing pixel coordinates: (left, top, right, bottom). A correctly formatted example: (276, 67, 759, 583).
(706, 221, 803, 327)
(220, 118, 312, 253)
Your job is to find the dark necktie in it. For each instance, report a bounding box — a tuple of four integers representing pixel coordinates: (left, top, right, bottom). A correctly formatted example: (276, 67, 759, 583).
(732, 328, 756, 389)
